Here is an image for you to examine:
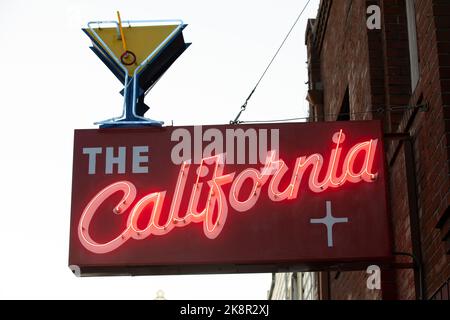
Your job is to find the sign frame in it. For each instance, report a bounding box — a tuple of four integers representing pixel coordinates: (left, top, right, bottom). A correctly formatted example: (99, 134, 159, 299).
(68, 121, 392, 276)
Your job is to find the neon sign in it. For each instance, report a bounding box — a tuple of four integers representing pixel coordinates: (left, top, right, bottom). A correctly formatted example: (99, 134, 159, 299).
(78, 130, 379, 254)
(69, 121, 391, 276)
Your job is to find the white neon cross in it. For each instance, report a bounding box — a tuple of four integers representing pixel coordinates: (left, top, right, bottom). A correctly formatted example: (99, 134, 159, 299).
(310, 201, 349, 247)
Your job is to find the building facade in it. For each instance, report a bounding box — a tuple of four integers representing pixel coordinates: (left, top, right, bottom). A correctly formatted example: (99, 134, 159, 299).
(268, 273, 319, 300)
(271, 0, 449, 300)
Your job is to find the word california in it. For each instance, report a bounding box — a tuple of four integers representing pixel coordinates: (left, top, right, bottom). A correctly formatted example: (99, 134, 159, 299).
(78, 130, 378, 253)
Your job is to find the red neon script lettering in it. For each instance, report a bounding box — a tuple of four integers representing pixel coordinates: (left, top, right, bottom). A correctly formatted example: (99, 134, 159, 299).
(78, 181, 136, 254)
(78, 131, 379, 254)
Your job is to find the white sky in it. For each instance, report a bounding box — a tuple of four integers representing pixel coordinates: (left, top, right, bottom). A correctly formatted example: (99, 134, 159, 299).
(0, 0, 319, 299)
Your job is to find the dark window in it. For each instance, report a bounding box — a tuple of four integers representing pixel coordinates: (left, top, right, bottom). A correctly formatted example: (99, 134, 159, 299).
(406, 0, 419, 91)
(337, 88, 350, 121)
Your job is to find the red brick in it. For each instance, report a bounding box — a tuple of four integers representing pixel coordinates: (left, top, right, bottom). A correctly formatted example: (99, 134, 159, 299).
(305, 0, 450, 300)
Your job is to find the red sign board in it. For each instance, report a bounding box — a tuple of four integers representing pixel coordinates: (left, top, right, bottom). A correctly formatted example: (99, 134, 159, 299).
(69, 121, 391, 276)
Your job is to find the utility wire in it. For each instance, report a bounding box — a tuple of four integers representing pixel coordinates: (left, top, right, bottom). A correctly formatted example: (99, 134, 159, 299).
(238, 104, 428, 124)
(230, 0, 312, 124)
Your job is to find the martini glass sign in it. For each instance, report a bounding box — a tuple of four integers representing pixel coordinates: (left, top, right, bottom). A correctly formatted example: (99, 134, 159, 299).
(83, 13, 190, 128)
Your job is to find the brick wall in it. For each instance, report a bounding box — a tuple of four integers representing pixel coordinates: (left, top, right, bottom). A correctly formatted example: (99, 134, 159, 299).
(381, 0, 413, 130)
(321, 0, 373, 119)
(398, 0, 450, 299)
(306, 0, 450, 299)
(329, 271, 381, 300)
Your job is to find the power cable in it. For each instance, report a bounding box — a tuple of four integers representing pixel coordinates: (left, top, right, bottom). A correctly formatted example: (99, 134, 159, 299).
(238, 104, 427, 124)
(230, 0, 312, 124)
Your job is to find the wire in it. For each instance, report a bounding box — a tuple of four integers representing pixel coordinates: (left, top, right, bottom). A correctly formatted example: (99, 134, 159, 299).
(238, 104, 427, 124)
(241, 117, 310, 124)
(230, 0, 312, 124)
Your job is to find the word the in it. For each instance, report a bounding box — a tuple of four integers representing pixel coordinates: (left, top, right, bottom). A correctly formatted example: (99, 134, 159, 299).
(83, 146, 149, 174)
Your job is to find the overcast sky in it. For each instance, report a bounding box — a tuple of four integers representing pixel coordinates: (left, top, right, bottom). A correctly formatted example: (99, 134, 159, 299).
(0, 0, 319, 299)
